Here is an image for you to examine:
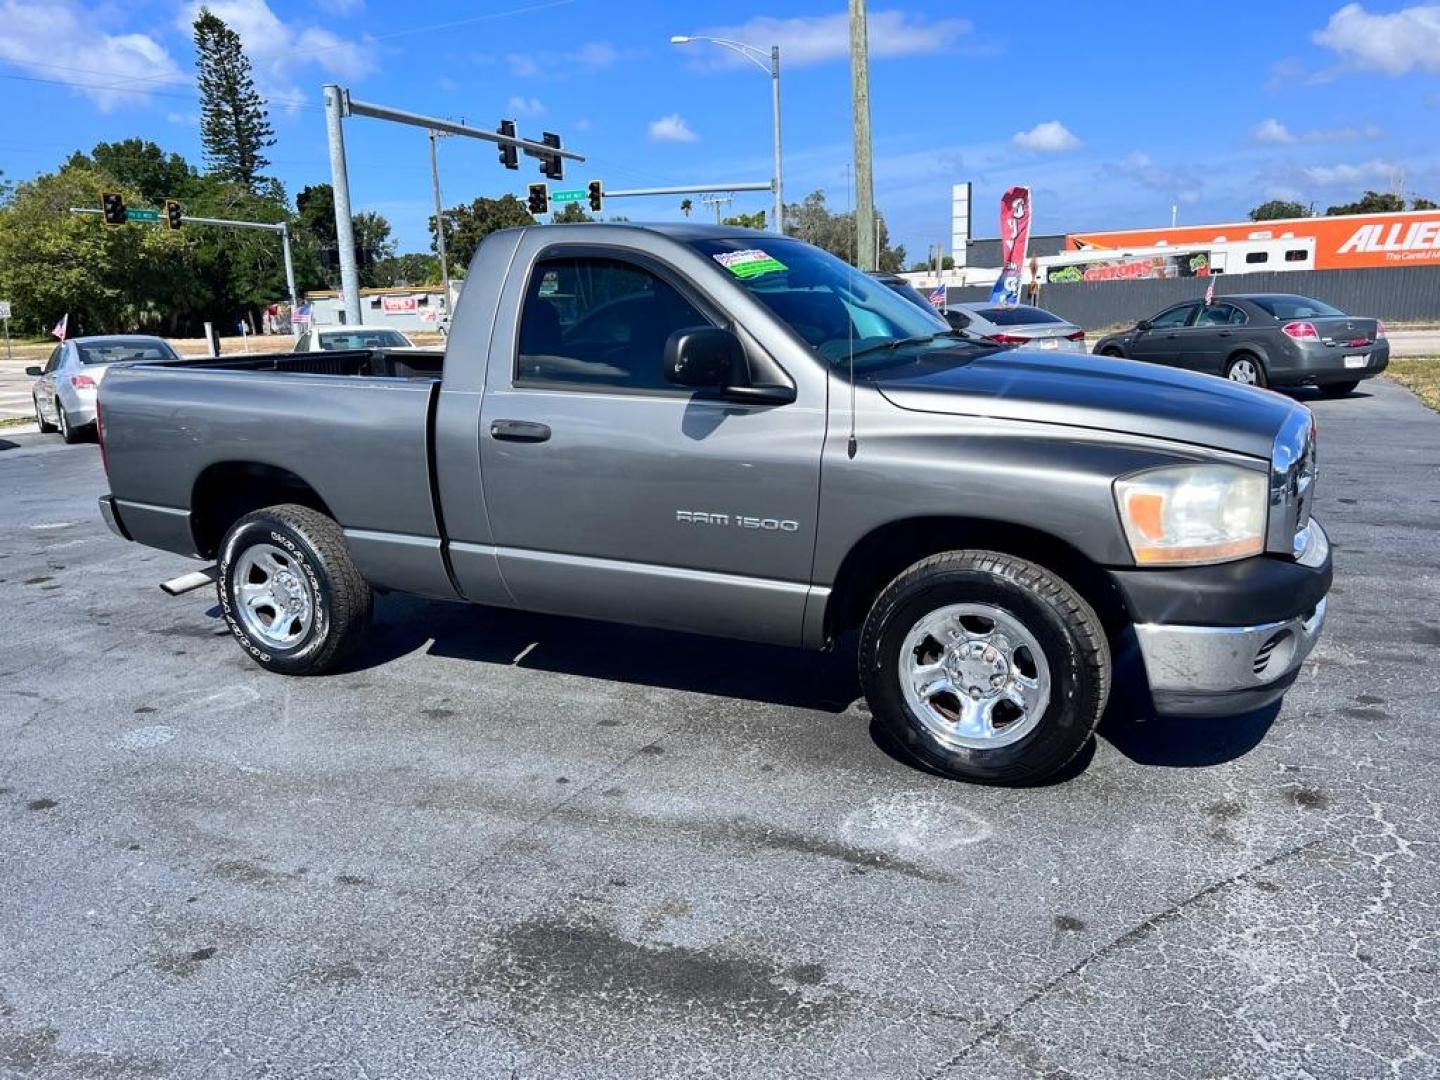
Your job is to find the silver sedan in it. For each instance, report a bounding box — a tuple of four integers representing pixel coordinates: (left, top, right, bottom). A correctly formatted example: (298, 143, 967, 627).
(944, 303, 1088, 352)
(28, 336, 180, 443)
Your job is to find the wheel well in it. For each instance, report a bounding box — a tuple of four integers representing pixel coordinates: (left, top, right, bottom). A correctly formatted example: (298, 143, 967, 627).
(190, 462, 334, 558)
(823, 517, 1129, 643)
(1225, 349, 1263, 368)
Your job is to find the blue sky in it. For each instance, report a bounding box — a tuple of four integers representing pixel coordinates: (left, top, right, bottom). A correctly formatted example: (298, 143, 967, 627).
(3, 0, 1440, 260)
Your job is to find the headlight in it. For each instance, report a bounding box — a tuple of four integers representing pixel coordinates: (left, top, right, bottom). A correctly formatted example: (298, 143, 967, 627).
(1114, 464, 1267, 566)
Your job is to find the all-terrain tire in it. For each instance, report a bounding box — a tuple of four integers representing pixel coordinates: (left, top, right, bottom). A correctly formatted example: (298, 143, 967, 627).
(858, 550, 1110, 785)
(217, 503, 372, 675)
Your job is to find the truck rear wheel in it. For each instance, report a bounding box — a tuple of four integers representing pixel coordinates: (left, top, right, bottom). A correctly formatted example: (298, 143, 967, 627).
(858, 550, 1110, 785)
(217, 504, 372, 675)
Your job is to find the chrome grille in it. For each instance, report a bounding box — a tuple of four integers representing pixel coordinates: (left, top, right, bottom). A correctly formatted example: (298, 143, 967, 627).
(1267, 409, 1317, 556)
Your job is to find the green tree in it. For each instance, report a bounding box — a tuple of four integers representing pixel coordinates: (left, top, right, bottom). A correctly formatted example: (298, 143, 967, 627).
(0, 162, 184, 335)
(782, 190, 906, 271)
(296, 184, 337, 245)
(193, 7, 275, 189)
(721, 210, 767, 230)
(370, 253, 441, 287)
(352, 210, 396, 285)
(1326, 190, 1405, 216)
(551, 202, 593, 224)
(66, 140, 198, 205)
(680, 198, 693, 217)
(1412, 197, 1438, 210)
(1249, 199, 1308, 221)
(431, 195, 535, 269)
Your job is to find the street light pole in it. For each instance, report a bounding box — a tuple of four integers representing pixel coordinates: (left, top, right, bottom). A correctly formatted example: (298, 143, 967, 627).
(428, 130, 453, 320)
(671, 35, 785, 233)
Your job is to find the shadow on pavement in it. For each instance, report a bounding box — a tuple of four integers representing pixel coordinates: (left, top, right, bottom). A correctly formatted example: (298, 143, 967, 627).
(324, 595, 1280, 776)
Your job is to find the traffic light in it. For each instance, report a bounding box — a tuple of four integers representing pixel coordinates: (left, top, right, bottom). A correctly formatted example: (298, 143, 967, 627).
(102, 192, 126, 226)
(527, 183, 550, 216)
(164, 199, 183, 231)
(587, 180, 603, 214)
(497, 119, 518, 170)
(539, 131, 563, 181)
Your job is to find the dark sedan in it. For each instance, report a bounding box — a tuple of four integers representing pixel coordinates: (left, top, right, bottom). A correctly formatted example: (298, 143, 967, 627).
(1092, 293, 1389, 396)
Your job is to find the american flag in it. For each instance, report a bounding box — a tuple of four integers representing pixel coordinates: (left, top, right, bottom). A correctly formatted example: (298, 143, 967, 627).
(928, 285, 946, 309)
(51, 313, 68, 341)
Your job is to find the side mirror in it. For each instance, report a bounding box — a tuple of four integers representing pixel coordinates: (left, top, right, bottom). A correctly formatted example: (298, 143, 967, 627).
(25, 366, 42, 377)
(1135, 319, 1152, 333)
(664, 326, 747, 389)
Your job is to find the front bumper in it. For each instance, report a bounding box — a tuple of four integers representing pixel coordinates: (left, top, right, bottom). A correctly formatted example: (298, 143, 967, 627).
(1120, 520, 1331, 717)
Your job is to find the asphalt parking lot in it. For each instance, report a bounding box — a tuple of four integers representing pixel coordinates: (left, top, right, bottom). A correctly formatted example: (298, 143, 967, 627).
(2, 377, 1438, 1079)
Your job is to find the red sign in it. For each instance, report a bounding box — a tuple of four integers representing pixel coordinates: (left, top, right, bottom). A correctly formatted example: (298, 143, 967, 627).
(991, 186, 1032, 305)
(381, 295, 418, 314)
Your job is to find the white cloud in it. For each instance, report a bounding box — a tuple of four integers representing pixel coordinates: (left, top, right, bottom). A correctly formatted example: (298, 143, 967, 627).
(506, 41, 623, 79)
(1301, 158, 1403, 186)
(1012, 121, 1080, 152)
(179, 0, 373, 108)
(648, 114, 698, 143)
(1314, 3, 1440, 75)
(0, 1, 186, 111)
(1253, 117, 1383, 144)
(1107, 152, 1201, 204)
(316, 0, 364, 13)
(687, 10, 975, 69)
(505, 96, 545, 117)
(1253, 118, 1296, 144)
(166, 110, 199, 125)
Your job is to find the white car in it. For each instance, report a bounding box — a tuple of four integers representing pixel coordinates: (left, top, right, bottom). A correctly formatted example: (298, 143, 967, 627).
(29, 336, 180, 443)
(293, 327, 417, 352)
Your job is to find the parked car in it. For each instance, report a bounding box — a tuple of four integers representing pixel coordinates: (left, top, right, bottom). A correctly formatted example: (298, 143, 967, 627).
(946, 303, 1088, 352)
(293, 326, 417, 352)
(27, 336, 181, 443)
(97, 224, 1329, 786)
(1092, 293, 1389, 395)
(868, 272, 950, 323)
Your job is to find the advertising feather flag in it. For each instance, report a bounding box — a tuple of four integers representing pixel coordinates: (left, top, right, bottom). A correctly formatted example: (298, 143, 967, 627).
(989, 186, 1032, 306)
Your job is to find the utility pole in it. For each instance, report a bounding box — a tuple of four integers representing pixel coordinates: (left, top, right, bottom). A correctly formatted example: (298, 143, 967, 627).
(849, 0, 876, 271)
(428, 130, 452, 320)
(701, 192, 735, 223)
(324, 84, 363, 327)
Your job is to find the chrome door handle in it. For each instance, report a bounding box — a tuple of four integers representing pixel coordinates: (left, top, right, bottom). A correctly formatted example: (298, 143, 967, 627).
(490, 419, 551, 443)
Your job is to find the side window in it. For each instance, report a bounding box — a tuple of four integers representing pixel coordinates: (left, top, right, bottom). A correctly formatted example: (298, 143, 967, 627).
(516, 255, 713, 390)
(43, 347, 62, 374)
(1245, 251, 1268, 265)
(1196, 303, 1245, 328)
(1150, 304, 1198, 330)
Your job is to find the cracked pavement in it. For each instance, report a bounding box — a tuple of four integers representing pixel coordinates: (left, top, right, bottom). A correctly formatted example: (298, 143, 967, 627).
(1, 377, 1438, 1078)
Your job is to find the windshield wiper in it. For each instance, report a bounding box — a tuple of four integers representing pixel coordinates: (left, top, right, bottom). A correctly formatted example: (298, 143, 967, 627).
(846, 334, 937, 359)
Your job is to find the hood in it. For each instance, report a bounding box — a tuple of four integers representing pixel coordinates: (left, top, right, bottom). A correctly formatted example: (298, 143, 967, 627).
(873, 346, 1298, 459)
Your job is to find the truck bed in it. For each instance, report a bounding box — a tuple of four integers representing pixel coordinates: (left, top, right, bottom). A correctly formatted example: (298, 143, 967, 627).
(158, 347, 445, 380)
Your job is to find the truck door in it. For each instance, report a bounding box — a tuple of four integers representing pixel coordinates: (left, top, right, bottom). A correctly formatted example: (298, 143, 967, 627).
(477, 248, 825, 647)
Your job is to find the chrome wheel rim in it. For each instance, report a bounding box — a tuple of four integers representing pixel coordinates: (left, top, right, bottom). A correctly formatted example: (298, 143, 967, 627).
(234, 543, 313, 648)
(898, 603, 1051, 751)
(1228, 359, 1258, 385)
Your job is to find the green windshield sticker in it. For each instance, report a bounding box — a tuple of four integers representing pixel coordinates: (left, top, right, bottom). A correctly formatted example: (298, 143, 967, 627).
(714, 248, 787, 280)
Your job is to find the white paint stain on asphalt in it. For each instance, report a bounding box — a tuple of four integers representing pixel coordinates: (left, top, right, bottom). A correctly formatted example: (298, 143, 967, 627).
(839, 792, 993, 854)
(117, 725, 176, 750)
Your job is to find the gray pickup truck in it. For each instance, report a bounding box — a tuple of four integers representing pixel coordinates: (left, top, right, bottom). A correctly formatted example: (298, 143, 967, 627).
(97, 224, 1330, 785)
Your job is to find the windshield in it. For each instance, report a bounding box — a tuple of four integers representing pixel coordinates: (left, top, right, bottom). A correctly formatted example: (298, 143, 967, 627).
(877, 276, 944, 315)
(1250, 296, 1345, 319)
(690, 237, 957, 367)
(318, 329, 412, 350)
(75, 339, 179, 365)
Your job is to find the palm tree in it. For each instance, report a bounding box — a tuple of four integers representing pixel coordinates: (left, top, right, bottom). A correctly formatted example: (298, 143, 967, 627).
(680, 198, 693, 218)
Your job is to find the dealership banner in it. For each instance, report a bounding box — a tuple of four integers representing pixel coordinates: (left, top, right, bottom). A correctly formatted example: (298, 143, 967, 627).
(989, 186, 1032, 305)
(381, 295, 419, 314)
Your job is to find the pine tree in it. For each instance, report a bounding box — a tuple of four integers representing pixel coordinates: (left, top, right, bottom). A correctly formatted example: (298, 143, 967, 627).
(193, 8, 275, 189)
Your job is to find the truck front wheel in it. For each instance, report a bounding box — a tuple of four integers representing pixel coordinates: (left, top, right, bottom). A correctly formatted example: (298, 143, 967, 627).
(217, 504, 372, 675)
(858, 551, 1110, 785)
